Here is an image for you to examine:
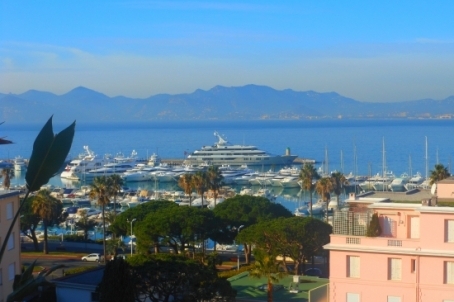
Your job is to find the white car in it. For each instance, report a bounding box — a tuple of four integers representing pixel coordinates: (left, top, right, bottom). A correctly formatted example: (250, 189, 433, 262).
(81, 253, 102, 262)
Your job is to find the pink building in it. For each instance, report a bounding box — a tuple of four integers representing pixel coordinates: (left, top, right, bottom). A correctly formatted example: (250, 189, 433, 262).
(325, 194, 454, 302)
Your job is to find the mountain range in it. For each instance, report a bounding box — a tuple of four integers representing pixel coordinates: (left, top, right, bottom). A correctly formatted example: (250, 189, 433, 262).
(1, 85, 453, 123)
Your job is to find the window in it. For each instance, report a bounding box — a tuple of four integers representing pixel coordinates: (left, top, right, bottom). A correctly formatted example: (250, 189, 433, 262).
(389, 258, 402, 281)
(7, 233, 14, 250)
(387, 296, 401, 302)
(346, 293, 360, 302)
(347, 256, 360, 278)
(0, 268, 3, 285)
(446, 220, 454, 243)
(409, 216, 420, 239)
(411, 259, 416, 273)
(6, 202, 13, 220)
(446, 261, 454, 284)
(8, 263, 15, 281)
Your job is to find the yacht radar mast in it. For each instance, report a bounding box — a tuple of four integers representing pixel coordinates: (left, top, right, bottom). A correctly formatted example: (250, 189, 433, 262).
(214, 131, 229, 146)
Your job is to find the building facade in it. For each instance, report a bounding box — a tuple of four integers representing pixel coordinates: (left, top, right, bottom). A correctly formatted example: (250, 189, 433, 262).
(436, 177, 454, 203)
(0, 190, 21, 302)
(325, 197, 454, 302)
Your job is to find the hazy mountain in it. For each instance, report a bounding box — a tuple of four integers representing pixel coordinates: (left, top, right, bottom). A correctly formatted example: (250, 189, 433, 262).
(0, 85, 453, 123)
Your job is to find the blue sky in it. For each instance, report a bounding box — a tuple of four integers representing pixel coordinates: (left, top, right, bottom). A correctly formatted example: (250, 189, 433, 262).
(1, 0, 453, 102)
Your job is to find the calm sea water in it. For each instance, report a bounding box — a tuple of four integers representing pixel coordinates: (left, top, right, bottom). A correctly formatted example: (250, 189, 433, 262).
(2, 119, 454, 198)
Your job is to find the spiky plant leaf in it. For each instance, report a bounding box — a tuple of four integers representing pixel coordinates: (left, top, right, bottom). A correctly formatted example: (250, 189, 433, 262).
(25, 116, 75, 192)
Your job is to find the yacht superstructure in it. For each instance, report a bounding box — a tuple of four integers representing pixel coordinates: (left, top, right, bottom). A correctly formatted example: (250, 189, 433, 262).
(183, 131, 297, 166)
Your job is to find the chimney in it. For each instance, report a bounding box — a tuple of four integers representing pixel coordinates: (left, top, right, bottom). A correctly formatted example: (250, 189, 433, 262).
(349, 192, 357, 200)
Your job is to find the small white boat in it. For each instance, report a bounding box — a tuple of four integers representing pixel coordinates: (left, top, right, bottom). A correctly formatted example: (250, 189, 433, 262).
(308, 200, 325, 215)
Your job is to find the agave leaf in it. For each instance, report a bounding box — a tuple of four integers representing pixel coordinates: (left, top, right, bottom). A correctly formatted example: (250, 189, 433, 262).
(25, 116, 75, 192)
(14, 260, 37, 289)
(38, 264, 65, 278)
(7, 277, 38, 302)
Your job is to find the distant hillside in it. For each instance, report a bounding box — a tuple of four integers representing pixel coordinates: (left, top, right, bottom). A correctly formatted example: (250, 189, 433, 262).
(1, 85, 453, 123)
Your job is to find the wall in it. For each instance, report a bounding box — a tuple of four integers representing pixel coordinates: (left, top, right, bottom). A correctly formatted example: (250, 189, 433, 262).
(0, 190, 21, 302)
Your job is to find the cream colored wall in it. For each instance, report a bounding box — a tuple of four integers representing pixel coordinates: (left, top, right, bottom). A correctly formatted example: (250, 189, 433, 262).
(437, 182, 454, 199)
(0, 191, 21, 302)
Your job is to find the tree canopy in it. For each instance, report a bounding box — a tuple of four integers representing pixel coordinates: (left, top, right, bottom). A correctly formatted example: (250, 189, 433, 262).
(127, 254, 236, 302)
(237, 217, 332, 274)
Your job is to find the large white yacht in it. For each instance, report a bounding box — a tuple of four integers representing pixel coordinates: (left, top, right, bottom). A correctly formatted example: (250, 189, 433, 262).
(83, 150, 139, 181)
(183, 131, 297, 166)
(60, 146, 111, 180)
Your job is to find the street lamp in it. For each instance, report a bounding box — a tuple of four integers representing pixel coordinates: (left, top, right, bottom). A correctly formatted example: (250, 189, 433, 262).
(127, 218, 137, 256)
(237, 225, 244, 271)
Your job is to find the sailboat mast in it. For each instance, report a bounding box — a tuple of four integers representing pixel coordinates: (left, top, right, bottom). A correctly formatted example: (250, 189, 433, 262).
(382, 137, 386, 178)
(425, 136, 428, 180)
(340, 150, 344, 173)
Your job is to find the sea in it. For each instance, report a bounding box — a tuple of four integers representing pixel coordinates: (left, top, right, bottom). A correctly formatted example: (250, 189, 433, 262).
(2, 119, 454, 211)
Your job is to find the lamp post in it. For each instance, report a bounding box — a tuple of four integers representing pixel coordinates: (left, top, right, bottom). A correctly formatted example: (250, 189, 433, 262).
(237, 225, 244, 271)
(127, 218, 136, 256)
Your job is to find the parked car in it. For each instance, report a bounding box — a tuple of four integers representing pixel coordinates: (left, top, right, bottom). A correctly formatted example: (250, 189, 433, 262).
(304, 267, 322, 277)
(81, 253, 102, 262)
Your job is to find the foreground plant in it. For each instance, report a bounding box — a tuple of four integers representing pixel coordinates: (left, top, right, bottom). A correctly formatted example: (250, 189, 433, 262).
(0, 116, 75, 301)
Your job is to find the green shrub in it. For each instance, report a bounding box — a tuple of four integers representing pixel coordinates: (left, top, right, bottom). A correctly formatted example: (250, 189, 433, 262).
(64, 266, 98, 276)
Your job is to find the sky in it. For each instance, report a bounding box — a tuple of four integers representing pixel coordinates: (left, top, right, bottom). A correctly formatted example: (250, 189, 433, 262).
(1, 0, 453, 102)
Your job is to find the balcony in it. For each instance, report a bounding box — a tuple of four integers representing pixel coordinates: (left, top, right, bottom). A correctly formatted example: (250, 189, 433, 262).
(329, 234, 421, 250)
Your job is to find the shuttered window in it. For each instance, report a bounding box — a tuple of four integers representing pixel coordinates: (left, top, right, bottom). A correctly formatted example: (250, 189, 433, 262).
(388, 258, 402, 281)
(446, 220, 454, 243)
(446, 261, 454, 284)
(410, 216, 420, 239)
(348, 256, 360, 278)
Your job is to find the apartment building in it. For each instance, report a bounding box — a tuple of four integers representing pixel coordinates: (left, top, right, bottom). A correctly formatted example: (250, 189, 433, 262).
(0, 190, 21, 302)
(325, 194, 454, 302)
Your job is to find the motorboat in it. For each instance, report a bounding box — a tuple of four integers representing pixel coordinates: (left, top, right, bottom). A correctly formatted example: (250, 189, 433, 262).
(279, 176, 300, 188)
(152, 171, 180, 182)
(121, 164, 157, 182)
(405, 172, 425, 191)
(373, 171, 395, 191)
(13, 156, 27, 171)
(60, 146, 112, 180)
(183, 131, 297, 166)
(84, 150, 139, 180)
(388, 173, 410, 192)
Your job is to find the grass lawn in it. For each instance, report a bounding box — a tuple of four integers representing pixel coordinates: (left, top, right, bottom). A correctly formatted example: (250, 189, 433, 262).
(228, 272, 328, 302)
(21, 250, 86, 257)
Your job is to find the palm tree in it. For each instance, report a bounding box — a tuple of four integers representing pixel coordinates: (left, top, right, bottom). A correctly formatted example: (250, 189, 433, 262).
(178, 173, 194, 205)
(206, 165, 223, 207)
(192, 171, 208, 207)
(298, 163, 320, 217)
(108, 174, 123, 216)
(331, 171, 348, 209)
(75, 210, 97, 241)
(32, 190, 61, 254)
(89, 176, 110, 263)
(249, 248, 285, 302)
(1, 167, 12, 189)
(429, 163, 450, 186)
(316, 177, 333, 222)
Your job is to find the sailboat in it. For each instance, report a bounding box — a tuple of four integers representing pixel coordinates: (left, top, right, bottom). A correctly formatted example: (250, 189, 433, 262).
(420, 136, 431, 189)
(373, 138, 395, 191)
